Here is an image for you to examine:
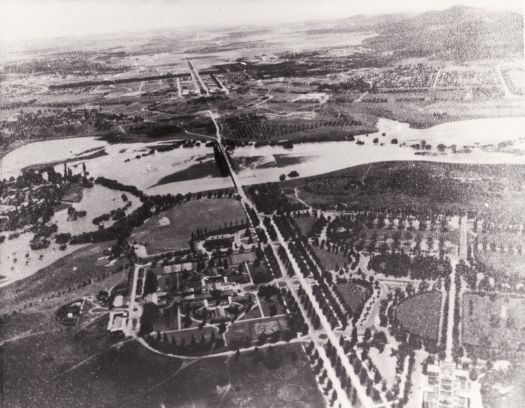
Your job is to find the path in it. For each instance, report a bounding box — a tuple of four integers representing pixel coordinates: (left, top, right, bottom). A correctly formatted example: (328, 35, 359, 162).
(126, 263, 140, 335)
(495, 65, 512, 97)
(445, 215, 467, 361)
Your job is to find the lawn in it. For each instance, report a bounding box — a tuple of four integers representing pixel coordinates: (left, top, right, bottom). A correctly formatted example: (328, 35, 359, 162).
(293, 215, 316, 236)
(312, 245, 347, 271)
(225, 316, 290, 349)
(336, 280, 370, 313)
(131, 198, 247, 253)
(395, 290, 442, 340)
(462, 293, 525, 356)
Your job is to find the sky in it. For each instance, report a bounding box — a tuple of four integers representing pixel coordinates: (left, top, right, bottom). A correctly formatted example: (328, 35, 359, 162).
(0, 0, 523, 41)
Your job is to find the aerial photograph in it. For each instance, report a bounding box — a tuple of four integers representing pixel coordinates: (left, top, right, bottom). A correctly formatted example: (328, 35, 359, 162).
(0, 0, 524, 407)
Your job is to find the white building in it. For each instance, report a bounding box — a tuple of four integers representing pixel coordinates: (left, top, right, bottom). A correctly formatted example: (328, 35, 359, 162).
(422, 361, 472, 408)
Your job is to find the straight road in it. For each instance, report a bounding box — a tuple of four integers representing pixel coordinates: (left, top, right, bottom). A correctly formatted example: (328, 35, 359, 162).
(445, 216, 467, 361)
(187, 59, 209, 95)
(209, 111, 383, 407)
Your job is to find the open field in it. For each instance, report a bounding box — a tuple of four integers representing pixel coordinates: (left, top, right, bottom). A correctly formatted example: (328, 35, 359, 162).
(131, 198, 247, 253)
(0, 241, 128, 313)
(395, 291, 441, 340)
(462, 292, 525, 356)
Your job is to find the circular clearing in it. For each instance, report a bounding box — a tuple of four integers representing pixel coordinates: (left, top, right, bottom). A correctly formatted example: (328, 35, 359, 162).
(277, 384, 304, 402)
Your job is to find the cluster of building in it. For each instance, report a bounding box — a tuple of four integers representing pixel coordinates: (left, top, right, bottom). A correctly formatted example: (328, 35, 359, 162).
(436, 67, 500, 89)
(421, 361, 474, 408)
(108, 245, 260, 334)
(374, 64, 438, 90)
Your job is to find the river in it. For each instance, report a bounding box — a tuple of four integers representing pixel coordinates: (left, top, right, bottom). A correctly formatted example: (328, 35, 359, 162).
(1, 115, 524, 286)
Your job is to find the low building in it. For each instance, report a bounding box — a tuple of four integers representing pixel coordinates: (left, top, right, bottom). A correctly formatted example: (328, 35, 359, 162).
(107, 311, 128, 332)
(422, 361, 472, 408)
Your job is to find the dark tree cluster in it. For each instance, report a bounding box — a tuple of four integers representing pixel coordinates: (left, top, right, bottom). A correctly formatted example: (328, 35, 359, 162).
(145, 329, 224, 356)
(212, 143, 231, 177)
(273, 213, 303, 241)
(368, 253, 451, 280)
(248, 183, 304, 214)
(282, 288, 309, 335)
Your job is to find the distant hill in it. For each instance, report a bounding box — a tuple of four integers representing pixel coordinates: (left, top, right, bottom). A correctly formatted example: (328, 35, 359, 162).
(363, 5, 524, 60)
(298, 13, 411, 35)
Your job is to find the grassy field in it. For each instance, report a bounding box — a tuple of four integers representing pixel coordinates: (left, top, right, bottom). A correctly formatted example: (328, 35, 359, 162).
(463, 293, 525, 355)
(336, 281, 370, 314)
(293, 215, 316, 236)
(477, 252, 525, 279)
(225, 316, 290, 349)
(312, 246, 347, 271)
(395, 290, 442, 340)
(0, 241, 127, 314)
(131, 198, 247, 253)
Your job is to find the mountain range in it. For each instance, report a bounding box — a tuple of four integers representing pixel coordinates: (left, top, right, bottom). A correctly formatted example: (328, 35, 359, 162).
(362, 5, 524, 60)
